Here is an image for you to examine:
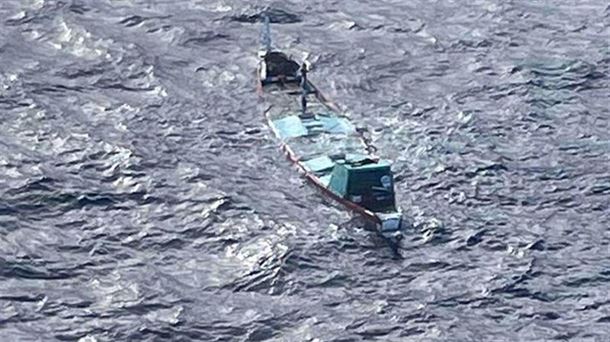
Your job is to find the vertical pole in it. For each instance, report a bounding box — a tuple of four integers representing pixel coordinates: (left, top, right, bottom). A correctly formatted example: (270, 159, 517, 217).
(261, 15, 271, 52)
(300, 62, 308, 115)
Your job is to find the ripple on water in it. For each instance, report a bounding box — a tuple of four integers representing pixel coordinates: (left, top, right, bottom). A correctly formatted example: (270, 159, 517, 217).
(0, 0, 609, 341)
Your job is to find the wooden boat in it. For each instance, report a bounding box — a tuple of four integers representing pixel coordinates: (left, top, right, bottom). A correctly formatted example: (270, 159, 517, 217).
(256, 19, 404, 242)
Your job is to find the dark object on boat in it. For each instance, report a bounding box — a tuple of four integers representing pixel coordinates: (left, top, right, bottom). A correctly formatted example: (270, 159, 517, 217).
(265, 52, 300, 79)
(256, 19, 404, 243)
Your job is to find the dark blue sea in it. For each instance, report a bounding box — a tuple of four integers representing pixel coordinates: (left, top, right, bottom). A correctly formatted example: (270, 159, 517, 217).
(0, 1, 609, 341)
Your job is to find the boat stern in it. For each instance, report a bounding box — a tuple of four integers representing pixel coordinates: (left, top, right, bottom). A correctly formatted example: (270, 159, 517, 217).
(376, 212, 404, 242)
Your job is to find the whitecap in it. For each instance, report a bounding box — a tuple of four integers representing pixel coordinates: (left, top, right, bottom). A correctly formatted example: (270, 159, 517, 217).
(78, 336, 98, 342)
(25, 0, 45, 10)
(144, 306, 183, 325)
(43, 19, 113, 60)
(8, 11, 27, 21)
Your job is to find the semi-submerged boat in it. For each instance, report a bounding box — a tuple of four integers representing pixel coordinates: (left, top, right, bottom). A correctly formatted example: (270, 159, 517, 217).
(256, 18, 405, 242)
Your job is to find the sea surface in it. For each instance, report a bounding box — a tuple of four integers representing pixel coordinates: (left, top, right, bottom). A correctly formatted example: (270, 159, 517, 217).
(0, 1, 609, 341)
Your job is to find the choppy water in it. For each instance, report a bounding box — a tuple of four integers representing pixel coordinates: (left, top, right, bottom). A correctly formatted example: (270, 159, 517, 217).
(0, 1, 609, 341)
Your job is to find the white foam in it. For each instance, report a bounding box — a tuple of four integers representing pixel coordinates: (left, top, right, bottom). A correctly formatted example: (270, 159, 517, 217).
(191, 1, 232, 12)
(47, 19, 112, 60)
(9, 11, 27, 21)
(25, 0, 45, 10)
(144, 306, 183, 325)
(78, 336, 98, 342)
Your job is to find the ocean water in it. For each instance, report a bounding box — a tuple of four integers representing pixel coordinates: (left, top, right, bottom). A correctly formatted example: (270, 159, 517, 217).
(0, 1, 608, 341)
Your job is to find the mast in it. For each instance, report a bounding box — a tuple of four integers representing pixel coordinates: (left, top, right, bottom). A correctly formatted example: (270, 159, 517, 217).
(260, 15, 271, 52)
(300, 62, 308, 115)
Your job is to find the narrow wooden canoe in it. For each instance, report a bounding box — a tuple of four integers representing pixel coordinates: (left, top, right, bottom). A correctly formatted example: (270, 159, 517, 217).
(256, 23, 404, 242)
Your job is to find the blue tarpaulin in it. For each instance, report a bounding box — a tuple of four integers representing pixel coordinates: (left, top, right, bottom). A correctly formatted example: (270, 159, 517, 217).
(303, 155, 335, 173)
(271, 114, 355, 140)
(271, 115, 308, 139)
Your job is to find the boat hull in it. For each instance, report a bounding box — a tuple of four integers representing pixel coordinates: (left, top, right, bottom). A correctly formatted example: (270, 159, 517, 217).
(256, 63, 403, 242)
